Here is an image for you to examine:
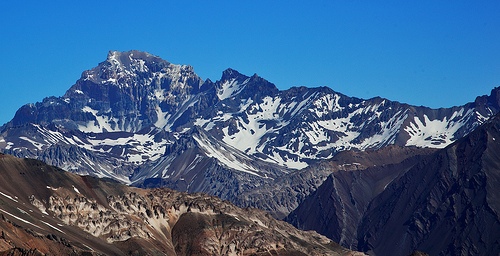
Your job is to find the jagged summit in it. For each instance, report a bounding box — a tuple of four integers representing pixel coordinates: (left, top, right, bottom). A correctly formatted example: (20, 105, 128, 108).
(221, 67, 241, 78)
(7, 50, 205, 133)
(106, 50, 165, 67)
(1, 51, 498, 256)
(216, 67, 278, 100)
(473, 86, 500, 117)
(75, 50, 200, 90)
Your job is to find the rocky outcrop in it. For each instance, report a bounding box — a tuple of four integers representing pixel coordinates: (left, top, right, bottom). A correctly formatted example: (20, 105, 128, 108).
(286, 153, 429, 248)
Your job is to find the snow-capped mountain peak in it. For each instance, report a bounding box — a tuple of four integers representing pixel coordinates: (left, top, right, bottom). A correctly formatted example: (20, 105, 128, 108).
(1, 51, 499, 199)
(216, 69, 251, 100)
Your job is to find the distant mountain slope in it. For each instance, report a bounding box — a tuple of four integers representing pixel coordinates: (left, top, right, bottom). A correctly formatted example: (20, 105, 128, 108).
(232, 145, 437, 219)
(0, 50, 499, 215)
(286, 113, 500, 255)
(0, 153, 358, 256)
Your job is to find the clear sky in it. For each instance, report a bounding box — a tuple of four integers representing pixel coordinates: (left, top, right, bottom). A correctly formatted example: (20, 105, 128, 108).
(1, 1, 499, 126)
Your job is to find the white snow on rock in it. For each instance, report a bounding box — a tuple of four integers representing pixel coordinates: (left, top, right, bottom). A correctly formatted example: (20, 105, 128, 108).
(72, 185, 81, 194)
(0, 208, 42, 229)
(0, 191, 18, 202)
(19, 136, 44, 150)
(193, 136, 262, 177)
(405, 109, 473, 148)
(217, 77, 250, 100)
(41, 220, 65, 234)
(1, 51, 496, 186)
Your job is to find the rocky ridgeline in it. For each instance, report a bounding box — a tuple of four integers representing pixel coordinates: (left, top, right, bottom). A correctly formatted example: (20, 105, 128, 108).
(1, 50, 499, 255)
(232, 145, 437, 219)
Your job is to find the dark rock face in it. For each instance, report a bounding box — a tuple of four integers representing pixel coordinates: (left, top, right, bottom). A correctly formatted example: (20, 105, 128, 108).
(286, 114, 500, 255)
(285, 147, 436, 247)
(9, 51, 204, 132)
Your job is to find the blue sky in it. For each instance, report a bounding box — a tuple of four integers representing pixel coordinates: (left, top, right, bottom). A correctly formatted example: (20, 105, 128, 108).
(1, 1, 499, 125)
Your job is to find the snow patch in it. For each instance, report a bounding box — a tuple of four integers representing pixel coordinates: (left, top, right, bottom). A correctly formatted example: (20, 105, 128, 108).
(0, 191, 18, 202)
(41, 220, 65, 234)
(217, 77, 250, 100)
(72, 185, 81, 194)
(0, 208, 42, 229)
(19, 137, 44, 150)
(405, 109, 473, 148)
(193, 136, 261, 177)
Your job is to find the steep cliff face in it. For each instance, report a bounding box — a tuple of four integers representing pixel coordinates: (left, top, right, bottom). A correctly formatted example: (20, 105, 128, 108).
(286, 114, 500, 255)
(0, 153, 360, 256)
(9, 50, 204, 132)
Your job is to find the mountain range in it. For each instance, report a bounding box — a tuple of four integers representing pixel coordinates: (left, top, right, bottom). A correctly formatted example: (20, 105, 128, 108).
(1, 51, 499, 213)
(0, 50, 499, 255)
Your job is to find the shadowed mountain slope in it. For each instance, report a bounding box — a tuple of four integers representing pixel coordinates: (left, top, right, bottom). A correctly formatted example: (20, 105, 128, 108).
(286, 114, 500, 255)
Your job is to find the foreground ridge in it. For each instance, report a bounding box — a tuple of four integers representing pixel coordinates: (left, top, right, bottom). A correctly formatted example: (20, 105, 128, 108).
(0, 153, 360, 255)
